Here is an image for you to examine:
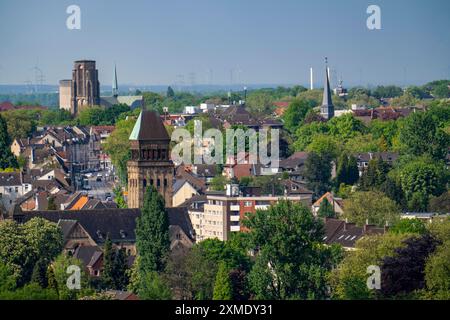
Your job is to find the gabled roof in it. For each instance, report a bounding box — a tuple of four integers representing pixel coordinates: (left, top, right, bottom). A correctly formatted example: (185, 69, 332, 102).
(0, 172, 21, 186)
(322, 218, 386, 249)
(57, 219, 78, 240)
(15, 207, 195, 244)
(129, 110, 170, 141)
(73, 245, 103, 268)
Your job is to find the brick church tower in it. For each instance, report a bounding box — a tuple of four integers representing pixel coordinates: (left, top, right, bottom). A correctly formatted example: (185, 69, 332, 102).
(127, 110, 174, 208)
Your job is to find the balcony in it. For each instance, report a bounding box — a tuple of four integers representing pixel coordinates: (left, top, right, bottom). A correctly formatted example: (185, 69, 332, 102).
(230, 215, 240, 222)
(255, 204, 270, 210)
(230, 205, 240, 211)
(230, 225, 240, 232)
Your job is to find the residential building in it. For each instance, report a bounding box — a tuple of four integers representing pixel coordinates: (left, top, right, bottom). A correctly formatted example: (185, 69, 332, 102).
(312, 192, 344, 217)
(323, 218, 387, 250)
(191, 184, 312, 241)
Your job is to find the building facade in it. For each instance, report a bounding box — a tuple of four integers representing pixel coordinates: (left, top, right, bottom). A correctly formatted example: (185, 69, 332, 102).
(127, 110, 174, 208)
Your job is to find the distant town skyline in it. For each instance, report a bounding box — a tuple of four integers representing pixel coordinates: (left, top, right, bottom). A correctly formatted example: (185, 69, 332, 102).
(0, 0, 449, 87)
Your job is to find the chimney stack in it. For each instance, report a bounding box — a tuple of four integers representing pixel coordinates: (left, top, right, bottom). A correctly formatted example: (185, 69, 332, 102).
(310, 68, 314, 90)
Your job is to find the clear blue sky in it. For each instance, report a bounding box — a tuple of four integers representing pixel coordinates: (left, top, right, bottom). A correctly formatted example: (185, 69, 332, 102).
(0, 0, 449, 87)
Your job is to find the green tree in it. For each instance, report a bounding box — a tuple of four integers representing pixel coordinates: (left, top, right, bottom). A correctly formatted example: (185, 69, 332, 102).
(431, 83, 450, 99)
(166, 86, 175, 98)
(372, 85, 403, 99)
(47, 196, 57, 210)
(101, 235, 114, 289)
(1, 110, 36, 140)
(329, 232, 413, 300)
(246, 91, 274, 115)
(359, 158, 390, 191)
(398, 157, 448, 211)
(31, 258, 49, 288)
(304, 152, 332, 199)
(112, 248, 129, 290)
(136, 186, 170, 274)
(317, 198, 335, 218)
(399, 111, 450, 160)
(185, 238, 250, 300)
(423, 242, 450, 299)
(336, 153, 359, 186)
(51, 253, 90, 300)
(428, 191, 450, 214)
(306, 134, 341, 159)
(294, 121, 328, 151)
(138, 270, 172, 300)
(213, 262, 233, 300)
(0, 218, 63, 286)
(282, 98, 312, 132)
(210, 175, 228, 191)
(103, 117, 136, 184)
(343, 191, 400, 227)
(328, 114, 366, 141)
(389, 218, 427, 235)
(391, 92, 419, 107)
(113, 186, 127, 208)
(0, 114, 18, 169)
(380, 234, 439, 298)
(0, 263, 16, 293)
(244, 200, 340, 299)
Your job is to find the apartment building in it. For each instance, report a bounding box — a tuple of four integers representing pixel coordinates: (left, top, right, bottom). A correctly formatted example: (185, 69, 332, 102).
(186, 184, 313, 242)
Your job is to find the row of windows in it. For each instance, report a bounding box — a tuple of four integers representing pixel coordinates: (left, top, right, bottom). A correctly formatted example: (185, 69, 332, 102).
(132, 149, 168, 161)
(208, 200, 224, 205)
(204, 220, 222, 226)
(205, 209, 223, 216)
(0, 186, 26, 193)
(129, 178, 168, 188)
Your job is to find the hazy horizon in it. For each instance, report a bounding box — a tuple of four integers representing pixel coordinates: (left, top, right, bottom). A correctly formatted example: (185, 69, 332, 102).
(1, 0, 449, 88)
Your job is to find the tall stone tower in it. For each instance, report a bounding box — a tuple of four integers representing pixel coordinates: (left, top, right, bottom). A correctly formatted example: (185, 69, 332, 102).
(70, 60, 100, 115)
(320, 57, 335, 120)
(127, 110, 174, 208)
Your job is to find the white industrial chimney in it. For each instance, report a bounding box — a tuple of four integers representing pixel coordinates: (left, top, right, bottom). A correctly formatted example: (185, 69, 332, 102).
(310, 68, 314, 90)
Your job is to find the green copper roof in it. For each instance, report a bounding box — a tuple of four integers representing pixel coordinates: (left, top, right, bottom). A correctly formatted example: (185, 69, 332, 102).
(129, 110, 170, 141)
(129, 111, 142, 140)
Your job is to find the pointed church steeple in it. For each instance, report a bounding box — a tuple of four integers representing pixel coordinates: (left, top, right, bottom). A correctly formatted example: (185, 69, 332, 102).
(112, 64, 118, 98)
(320, 57, 334, 120)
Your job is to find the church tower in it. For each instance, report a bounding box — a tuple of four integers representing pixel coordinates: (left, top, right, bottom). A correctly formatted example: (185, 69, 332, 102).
(127, 110, 174, 208)
(320, 57, 335, 120)
(112, 64, 118, 98)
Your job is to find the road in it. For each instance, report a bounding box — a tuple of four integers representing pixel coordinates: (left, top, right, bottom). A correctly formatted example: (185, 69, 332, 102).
(83, 170, 115, 201)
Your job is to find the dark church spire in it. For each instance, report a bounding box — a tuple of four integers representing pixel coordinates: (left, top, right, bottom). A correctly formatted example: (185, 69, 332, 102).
(320, 57, 334, 120)
(112, 63, 118, 98)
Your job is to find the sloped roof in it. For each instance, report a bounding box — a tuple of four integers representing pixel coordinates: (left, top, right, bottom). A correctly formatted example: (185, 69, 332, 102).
(15, 207, 195, 244)
(73, 245, 103, 268)
(57, 219, 78, 240)
(129, 110, 170, 141)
